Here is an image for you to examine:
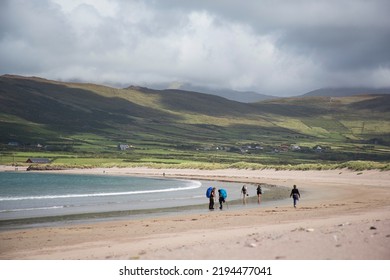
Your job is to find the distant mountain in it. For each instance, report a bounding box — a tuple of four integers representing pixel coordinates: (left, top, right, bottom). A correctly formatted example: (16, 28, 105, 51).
(302, 87, 390, 97)
(143, 82, 277, 103)
(176, 84, 277, 103)
(0, 74, 261, 145)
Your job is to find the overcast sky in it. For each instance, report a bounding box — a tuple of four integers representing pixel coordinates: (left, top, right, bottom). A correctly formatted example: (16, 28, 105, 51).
(1, 0, 390, 96)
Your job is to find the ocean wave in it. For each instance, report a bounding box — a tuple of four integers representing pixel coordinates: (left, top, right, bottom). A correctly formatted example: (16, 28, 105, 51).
(0, 205, 65, 213)
(0, 181, 202, 201)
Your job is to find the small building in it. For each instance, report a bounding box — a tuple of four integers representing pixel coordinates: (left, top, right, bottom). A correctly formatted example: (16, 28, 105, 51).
(8, 141, 20, 146)
(314, 146, 323, 153)
(118, 144, 129, 151)
(26, 158, 51, 164)
(279, 145, 289, 152)
(290, 144, 301, 151)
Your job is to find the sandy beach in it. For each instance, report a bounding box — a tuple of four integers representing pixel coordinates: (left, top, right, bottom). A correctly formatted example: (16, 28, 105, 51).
(0, 167, 389, 260)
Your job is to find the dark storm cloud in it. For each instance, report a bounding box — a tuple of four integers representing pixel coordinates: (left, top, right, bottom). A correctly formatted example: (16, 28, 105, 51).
(1, 0, 389, 96)
(159, 0, 390, 70)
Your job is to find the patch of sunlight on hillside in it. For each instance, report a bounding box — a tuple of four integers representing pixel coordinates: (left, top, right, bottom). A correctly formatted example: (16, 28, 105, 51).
(275, 118, 330, 138)
(0, 113, 41, 125)
(181, 113, 272, 126)
(0, 113, 56, 138)
(121, 89, 162, 109)
(341, 120, 390, 135)
(333, 95, 378, 105)
(66, 83, 120, 98)
(343, 134, 360, 140)
(67, 83, 164, 110)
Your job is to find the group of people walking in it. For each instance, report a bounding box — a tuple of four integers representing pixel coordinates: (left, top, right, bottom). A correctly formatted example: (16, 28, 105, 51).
(208, 184, 301, 210)
(241, 184, 263, 205)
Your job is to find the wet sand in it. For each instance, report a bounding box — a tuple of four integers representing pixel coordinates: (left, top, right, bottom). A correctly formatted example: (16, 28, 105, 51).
(0, 167, 389, 259)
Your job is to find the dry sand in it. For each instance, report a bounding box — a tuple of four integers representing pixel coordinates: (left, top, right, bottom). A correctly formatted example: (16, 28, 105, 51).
(0, 167, 389, 260)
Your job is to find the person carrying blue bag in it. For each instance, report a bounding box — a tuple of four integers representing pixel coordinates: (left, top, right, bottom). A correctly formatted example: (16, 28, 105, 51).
(218, 189, 227, 210)
(206, 187, 216, 210)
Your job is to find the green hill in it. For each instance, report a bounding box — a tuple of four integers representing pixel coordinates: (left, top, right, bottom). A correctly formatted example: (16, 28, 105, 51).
(1, 75, 389, 168)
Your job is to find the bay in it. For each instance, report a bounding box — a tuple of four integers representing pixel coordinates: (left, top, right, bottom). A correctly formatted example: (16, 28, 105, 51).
(0, 172, 242, 221)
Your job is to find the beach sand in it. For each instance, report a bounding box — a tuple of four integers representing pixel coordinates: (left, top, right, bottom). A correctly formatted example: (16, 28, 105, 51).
(0, 167, 389, 260)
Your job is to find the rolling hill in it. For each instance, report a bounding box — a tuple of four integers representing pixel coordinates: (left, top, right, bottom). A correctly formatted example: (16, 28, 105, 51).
(162, 82, 277, 103)
(1, 75, 389, 166)
(136, 81, 276, 103)
(302, 87, 390, 97)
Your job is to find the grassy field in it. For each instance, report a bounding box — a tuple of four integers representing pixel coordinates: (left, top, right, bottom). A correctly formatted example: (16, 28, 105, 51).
(1, 147, 389, 171)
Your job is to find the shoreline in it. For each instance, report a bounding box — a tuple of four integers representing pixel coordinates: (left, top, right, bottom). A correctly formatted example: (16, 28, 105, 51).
(0, 169, 290, 229)
(1, 166, 390, 259)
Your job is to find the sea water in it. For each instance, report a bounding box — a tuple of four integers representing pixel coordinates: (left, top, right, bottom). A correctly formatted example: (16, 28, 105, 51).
(0, 172, 244, 222)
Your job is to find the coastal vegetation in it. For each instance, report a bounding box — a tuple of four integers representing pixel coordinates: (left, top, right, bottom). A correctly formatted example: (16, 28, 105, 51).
(1, 75, 389, 171)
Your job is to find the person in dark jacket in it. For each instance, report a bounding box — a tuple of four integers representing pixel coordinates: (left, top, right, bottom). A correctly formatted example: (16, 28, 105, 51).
(209, 187, 216, 210)
(256, 184, 262, 204)
(290, 185, 301, 208)
(241, 185, 248, 205)
(218, 189, 226, 210)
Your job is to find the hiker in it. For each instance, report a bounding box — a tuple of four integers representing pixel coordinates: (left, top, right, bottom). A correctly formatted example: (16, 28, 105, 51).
(290, 185, 301, 208)
(209, 187, 216, 210)
(241, 185, 248, 205)
(218, 189, 226, 210)
(256, 184, 262, 204)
